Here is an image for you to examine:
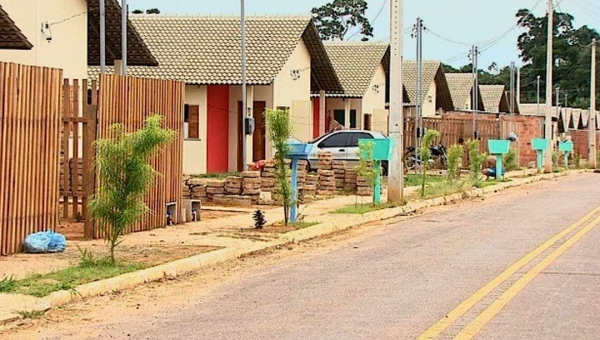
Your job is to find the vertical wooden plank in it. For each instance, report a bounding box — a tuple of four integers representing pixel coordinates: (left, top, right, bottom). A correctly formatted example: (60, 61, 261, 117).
(72, 79, 80, 218)
(62, 79, 70, 218)
(0, 62, 7, 254)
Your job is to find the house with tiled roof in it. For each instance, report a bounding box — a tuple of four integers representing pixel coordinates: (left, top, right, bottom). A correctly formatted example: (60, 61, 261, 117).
(319, 42, 389, 134)
(0, 0, 156, 79)
(91, 15, 342, 174)
(402, 61, 454, 118)
(480, 85, 511, 113)
(445, 73, 484, 112)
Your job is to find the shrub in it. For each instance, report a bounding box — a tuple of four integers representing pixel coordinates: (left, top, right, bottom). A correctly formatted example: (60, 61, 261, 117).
(446, 144, 464, 182)
(265, 109, 293, 226)
(355, 140, 380, 205)
(504, 148, 518, 171)
(89, 115, 175, 263)
(467, 139, 487, 184)
(420, 129, 441, 197)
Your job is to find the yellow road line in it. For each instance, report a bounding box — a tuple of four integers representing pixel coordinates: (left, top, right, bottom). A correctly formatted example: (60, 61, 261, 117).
(454, 214, 600, 339)
(417, 204, 600, 340)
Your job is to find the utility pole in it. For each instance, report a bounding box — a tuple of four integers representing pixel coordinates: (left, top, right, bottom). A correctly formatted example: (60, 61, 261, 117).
(413, 18, 424, 153)
(100, 0, 106, 73)
(556, 87, 560, 125)
(564, 93, 568, 108)
(241, 0, 248, 171)
(517, 66, 521, 105)
(388, 0, 404, 203)
(537, 76, 541, 116)
(544, 0, 554, 172)
(589, 39, 597, 168)
(510, 62, 516, 133)
(121, 0, 127, 75)
(471, 45, 479, 138)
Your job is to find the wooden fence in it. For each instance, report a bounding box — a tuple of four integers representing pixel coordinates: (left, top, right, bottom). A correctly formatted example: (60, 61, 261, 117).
(404, 117, 502, 151)
(59, 79, 97, 239)
(0, 62, 63, 255)
(94, 74, 184, 238)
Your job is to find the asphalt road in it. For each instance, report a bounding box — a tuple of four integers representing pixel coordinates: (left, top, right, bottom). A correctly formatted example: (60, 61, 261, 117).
(14, 173, 600, 340)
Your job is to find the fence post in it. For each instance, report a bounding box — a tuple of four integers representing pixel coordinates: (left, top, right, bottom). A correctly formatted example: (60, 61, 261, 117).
(82, 105, 97, 239)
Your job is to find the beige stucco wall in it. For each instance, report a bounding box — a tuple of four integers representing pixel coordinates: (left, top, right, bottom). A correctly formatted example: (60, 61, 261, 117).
(0, 0, 88, 79)
(362, 64, 387, 134)
(183, 85, 208, 175)
(326, 98, 363, 128)
(422, 81, 438, 117)
(273, 39, 312, 142)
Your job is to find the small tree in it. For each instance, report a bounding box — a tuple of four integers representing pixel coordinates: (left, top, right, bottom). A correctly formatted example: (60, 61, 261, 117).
(447, 144, 464, 182)
(355, 141, 379, 206)
(504, 148, 518, 171)
(265, 109, 293, 226)
(89, 115, 175, 263)
(467, 139, 487, 185)
(419, 129, 440, 197)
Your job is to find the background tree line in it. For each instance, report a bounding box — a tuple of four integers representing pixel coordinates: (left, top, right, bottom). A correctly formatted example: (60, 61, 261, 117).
(444, 9, 599, 109)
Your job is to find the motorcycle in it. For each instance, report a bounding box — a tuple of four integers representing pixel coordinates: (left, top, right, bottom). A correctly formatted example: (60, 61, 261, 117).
(403, 144, 448, 170)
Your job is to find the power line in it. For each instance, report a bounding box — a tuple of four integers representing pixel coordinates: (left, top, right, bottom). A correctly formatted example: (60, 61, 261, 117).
(49, 10, 88, 26)
(347, 0, 388, 41)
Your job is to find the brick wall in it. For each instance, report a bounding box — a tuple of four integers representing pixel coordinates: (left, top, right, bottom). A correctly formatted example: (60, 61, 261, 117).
(442, 111, 544, 166)
(571, 130, 600, 159)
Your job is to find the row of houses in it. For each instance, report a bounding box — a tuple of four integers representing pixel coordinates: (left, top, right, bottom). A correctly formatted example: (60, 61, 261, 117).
(1, 0, 596, 175)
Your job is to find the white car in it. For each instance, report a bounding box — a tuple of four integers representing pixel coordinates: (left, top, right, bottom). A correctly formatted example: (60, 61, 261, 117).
(305, 130, 389, 175)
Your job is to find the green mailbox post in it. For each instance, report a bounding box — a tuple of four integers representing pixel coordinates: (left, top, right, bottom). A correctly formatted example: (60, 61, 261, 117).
(531, 138, 549, 171)
(358, 138, 395, 204)
(558, 140, 574, 168)
(488, 140, 511, 180)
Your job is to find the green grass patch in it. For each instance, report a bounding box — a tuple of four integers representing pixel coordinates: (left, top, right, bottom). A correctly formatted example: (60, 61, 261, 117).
(475, 178, 512, 188)
(17, 310, 46, 319)
(418, 181, 468, 199)
(333, 203, 395, 215)
(0, 276, 18, 293)
(7, 258, 144, 298)
(404, 174, 445, 187)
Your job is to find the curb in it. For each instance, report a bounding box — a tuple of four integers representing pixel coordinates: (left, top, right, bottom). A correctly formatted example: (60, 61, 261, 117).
(4, 170, 587, 323)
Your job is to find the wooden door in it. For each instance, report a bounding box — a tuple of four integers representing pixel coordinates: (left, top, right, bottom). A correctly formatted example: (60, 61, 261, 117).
(252, 102, 266, 162)
(237, 101, 267, 171)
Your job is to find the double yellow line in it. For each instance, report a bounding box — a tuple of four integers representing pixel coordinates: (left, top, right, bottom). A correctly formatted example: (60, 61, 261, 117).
(418, 204, 600, 340)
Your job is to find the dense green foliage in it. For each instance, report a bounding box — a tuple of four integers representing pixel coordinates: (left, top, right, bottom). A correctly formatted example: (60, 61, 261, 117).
(445, 9, 599, 109)
(447, 144, 464, 182)
(311, 0, 374, 41)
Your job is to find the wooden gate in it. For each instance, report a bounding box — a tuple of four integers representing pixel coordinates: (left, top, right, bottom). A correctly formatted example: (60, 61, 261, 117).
(0, 62, 63, 255)
(59, 79, 97, 239)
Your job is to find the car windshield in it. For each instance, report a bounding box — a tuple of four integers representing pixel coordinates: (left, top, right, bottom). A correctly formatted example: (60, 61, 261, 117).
(310, 132, 333, 143)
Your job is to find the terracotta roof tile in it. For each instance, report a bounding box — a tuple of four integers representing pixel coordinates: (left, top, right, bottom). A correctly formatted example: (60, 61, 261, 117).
(323, 42, 388, 97)
(89, 15, 342, 92)
(0, 5, 32, 50)
(480, 85, 510, 113)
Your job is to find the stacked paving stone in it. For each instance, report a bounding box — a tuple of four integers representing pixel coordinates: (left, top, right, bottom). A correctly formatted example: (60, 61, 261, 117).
(356, 176, 373, 196)
(332, 161, 347, 190)
(242, 171, 261, 204)
(344, 168, 358, 192)
(205, 180, 225, 200)
(317, 170, 336, 196)
(224, 176, 243, 195)
(304, 173, 318, 198)
(317, 151, 333, 170)
(260, 160, 277, 192)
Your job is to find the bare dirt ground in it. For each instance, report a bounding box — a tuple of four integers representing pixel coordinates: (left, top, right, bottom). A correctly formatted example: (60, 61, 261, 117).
(0, 177, 557, 340)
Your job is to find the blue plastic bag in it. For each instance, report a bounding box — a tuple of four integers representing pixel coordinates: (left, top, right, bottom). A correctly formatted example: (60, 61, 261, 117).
(23, 231, 67, 253)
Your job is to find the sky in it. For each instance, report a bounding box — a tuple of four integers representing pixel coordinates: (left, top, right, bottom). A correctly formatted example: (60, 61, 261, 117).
(127, 0, 600, 71)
